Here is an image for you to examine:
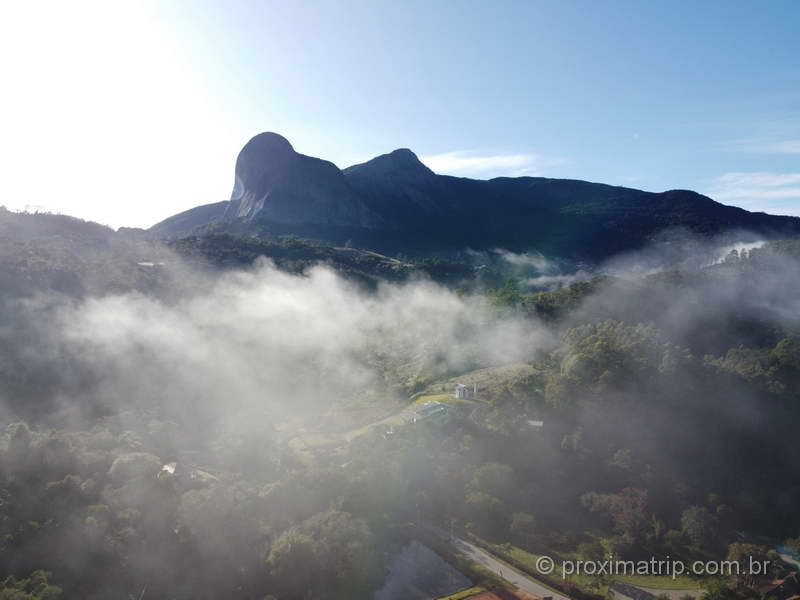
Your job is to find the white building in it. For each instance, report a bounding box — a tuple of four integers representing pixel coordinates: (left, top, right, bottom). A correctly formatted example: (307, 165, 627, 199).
(454, 383, 477, 400)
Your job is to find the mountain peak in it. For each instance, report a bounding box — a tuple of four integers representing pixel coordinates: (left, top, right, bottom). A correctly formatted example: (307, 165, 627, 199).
(225, 131, 381, 228)
(240, 132, 295, 157)
(231, 132, 297, 202)
(344, 148, 435, 180)
(389, 147, 418, 159)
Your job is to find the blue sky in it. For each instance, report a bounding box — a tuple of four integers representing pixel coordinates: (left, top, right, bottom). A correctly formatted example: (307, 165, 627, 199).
(1, 0, 798, 228)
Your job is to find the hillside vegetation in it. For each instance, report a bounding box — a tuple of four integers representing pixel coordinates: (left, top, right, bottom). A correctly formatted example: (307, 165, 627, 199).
(1, 209, 800, 599)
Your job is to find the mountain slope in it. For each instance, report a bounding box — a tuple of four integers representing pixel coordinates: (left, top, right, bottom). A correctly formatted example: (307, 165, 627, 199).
(149, 132, 800, 259)
(149, 200, 229, 237)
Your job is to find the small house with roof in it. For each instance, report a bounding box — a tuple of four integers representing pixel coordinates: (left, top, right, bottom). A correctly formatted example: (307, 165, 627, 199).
(454, 383, 477, 400)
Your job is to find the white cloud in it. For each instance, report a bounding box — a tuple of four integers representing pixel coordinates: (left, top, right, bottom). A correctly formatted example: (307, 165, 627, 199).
(56, 259, 554, 424)
(724, 139, 800, 154)
(420, 151, 565, 178)
(761, 140, 800, 153)
(709, 172, 800, 215)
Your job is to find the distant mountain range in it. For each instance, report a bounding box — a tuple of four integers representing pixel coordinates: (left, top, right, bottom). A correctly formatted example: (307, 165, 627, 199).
(150, 132, 800, 259)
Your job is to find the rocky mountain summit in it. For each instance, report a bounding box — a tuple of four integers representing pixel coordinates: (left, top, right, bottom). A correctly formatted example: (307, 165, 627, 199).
(150, 132, 800, 259)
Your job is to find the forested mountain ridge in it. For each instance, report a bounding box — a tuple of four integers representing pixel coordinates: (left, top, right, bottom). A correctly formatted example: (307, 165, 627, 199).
(150, 132, 800, 259)
(0, 208, 474, 299)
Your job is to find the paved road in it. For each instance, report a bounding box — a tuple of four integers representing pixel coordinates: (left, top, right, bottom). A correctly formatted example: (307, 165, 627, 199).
(449, 535, 571, 600)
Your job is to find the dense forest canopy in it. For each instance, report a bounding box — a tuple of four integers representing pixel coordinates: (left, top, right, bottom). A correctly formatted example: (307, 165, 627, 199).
(1, 209, 799, 599)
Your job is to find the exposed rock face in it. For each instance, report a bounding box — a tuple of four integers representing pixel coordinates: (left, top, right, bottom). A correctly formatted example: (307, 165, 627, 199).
(149, 131, 800, 258)
(224, 132, 381, 228)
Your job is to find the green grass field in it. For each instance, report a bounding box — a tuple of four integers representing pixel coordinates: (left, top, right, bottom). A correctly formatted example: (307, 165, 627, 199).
(413, 392, 460, 404)
(614, 574, 704, 591)
(434, 586, 486, 600)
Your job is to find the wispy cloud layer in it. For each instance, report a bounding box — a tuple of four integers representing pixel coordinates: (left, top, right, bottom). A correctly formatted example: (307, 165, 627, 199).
(420, 151, 565, 178)
(709, 172, 800, 215)
(760, 140, 800, 154)
(724, 138, 800, 154)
